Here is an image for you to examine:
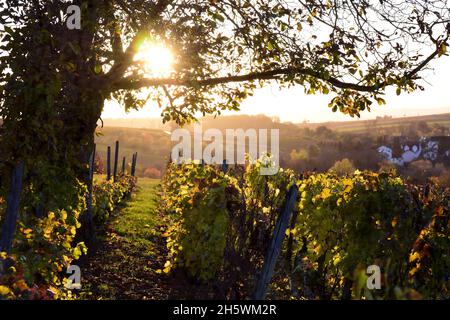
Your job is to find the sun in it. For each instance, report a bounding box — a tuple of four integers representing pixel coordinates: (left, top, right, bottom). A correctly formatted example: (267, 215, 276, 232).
(134, 41, 174, 77)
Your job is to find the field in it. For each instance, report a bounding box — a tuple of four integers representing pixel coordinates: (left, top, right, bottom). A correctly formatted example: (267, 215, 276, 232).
(304, 113, 450, 133)
(94, 127, 172, 176)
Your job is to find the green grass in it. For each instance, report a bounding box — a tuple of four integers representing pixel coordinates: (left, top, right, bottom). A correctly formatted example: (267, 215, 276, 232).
(112, 178, 161, 249)
(81, 177, 167, 299)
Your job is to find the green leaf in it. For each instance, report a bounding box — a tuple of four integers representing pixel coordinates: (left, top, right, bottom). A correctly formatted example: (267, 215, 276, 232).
(94, 64, 102, 74)
(376, 97, 386, 105)
(3, 25, 14, 35)
(438, 43, 447, 57)
(212, 12, 225, 22)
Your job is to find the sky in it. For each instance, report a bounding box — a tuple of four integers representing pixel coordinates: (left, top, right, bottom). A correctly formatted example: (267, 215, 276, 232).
(102, 54, 450, 124)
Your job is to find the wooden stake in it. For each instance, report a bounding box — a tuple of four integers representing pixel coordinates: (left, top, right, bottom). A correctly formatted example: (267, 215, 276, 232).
(113, 140, 119, 182)
(0, 161, 25, 254)
(253, 184, 299, 300)
(131, 152, 138, 176)
(106, 146, 111, 181)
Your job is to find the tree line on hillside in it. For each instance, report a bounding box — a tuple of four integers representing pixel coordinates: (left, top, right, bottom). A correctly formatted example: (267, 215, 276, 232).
(91, 115, 450, 186)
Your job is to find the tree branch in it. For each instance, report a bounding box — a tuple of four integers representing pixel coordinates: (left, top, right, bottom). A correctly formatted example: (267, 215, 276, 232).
(112, 67, 378, 91)
(111, 43, 443, 93)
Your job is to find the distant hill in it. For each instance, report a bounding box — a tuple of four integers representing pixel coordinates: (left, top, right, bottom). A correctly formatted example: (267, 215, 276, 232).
(99, 118, 171, 130)
(101, 112, 450, 133)
(2, 112, 448, 179)
(95, 113, 450, 177)
(95, 127, 171, 177)
(297, 113, 450, 133)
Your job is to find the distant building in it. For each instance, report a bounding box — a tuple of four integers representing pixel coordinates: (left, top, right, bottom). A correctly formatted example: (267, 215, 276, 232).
(377, 136, 450, 166)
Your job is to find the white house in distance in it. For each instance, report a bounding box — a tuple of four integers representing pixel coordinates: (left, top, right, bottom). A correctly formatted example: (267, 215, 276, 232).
(377, 136, 450, 166)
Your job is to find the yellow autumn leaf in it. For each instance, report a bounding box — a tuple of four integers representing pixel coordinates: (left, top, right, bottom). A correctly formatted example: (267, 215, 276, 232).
(321, 188, 331, 199)
(0, 285, 11, 296)
(12, 279, 29, 291)
(409, 251, 420, 263)
(435, 206, 444, 216)
(391, 217, 398, 228)
(333, 256, 341, 266)
(47, 286, 59, 296)
(409, 267, 419, 277)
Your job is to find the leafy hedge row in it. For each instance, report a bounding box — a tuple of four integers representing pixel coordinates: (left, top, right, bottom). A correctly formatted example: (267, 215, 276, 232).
(160, 163, 232, 280)
(92, 175, 137, 225)
(0, 175, 136, 299)
(161, 161, 449, 299)
(294, 171, 448, 299)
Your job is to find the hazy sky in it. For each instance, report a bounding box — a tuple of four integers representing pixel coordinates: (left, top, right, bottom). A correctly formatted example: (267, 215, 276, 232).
(102, 55, 450, 123)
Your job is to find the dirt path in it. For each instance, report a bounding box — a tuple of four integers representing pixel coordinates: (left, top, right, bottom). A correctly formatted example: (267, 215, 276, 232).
(80, 178, 172, 299)
(80, 178, 217, 300)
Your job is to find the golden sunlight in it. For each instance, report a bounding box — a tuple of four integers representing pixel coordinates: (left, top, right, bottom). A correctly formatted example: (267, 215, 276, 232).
(134, 41, 174, 77)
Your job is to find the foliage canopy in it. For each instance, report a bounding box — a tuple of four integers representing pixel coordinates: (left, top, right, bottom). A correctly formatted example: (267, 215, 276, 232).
(1, 0, 449, 125)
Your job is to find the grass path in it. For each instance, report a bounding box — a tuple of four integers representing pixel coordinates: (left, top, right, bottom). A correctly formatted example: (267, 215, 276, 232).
(81, 178, 171, 299)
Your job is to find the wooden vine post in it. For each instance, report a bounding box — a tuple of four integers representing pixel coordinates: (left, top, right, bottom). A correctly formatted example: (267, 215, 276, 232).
(106, 146, 111, 181)
(86, 144, 96, 212)
(113, 140, 119, 182)
(221, 159, 228, 173)
(131, 152, 138, 177)
(122, 156, 126, 175)
(253, 183, 299, 300)
(0, 161, 25, 254)
(84, 144, 97, 241)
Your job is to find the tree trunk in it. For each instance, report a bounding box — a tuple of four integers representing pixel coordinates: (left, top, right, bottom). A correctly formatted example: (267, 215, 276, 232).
(62, 89, 104, 247)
